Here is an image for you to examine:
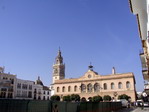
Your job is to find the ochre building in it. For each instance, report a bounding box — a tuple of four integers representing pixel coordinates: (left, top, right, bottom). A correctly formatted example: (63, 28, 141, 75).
(52, 50, 136, 101)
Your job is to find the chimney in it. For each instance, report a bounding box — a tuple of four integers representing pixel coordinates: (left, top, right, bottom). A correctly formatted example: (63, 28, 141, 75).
(112, 67, 116, 74)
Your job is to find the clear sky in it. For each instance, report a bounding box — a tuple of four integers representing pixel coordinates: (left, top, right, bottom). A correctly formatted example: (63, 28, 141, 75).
(0, 0, 143, 91)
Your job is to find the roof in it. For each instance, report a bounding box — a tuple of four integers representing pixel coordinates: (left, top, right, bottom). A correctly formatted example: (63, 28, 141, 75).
(35, 76, 44, 86)
(54, 71, 135, 84)
(43, 86, 50, 91)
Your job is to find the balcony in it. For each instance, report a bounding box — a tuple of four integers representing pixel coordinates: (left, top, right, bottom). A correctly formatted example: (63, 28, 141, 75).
(144, 83, 149, 90)
(140, 52, 149, 81)
(142, 69, 149, 81)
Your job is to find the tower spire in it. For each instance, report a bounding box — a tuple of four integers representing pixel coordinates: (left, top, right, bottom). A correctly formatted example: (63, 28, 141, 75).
(55, 48, 63, 64)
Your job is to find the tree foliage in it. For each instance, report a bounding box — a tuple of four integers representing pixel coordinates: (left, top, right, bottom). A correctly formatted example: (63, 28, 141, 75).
(81, 97, 87, 102)
(63, 95, 71, 101)
(88, 97, 92, 102)
(103, 95, 112, 101)
(70, 94, 80, 101)
(92, 95, 103, 102)
(50, 95, 60, 101)
(118, 94, 131, 101)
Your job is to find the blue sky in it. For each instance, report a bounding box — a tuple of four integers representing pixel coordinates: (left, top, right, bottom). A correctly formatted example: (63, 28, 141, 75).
(0, 0, 143, 91)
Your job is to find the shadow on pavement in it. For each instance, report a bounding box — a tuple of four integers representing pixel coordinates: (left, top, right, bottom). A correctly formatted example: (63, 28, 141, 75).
(115, 107, 136, 112)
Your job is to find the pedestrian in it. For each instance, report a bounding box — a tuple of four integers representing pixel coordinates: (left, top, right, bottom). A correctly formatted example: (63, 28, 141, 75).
(53, 104, 58, 112)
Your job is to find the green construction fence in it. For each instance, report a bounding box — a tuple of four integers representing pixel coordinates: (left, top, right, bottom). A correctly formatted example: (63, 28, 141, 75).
(0, 99, 122, 112)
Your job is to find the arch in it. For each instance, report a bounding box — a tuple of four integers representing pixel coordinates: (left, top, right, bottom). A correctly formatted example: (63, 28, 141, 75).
(74, 85, 77, 92)
(103, 83, 107, 90)
(57, 87, 60, 92)
(94, 83, 100, 92)
(87, 83, 92, 92)
(62, 86, 65, 92)
(126, 81, 131, 89)
(68, 86, 71, 92)
(81, 84, 86, 92)
(118, 82, 122, 89)
(111, 83, 115, 89)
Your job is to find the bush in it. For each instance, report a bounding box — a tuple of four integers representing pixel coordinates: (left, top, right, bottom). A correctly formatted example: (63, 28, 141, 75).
(118, 94, 131, 101)
(63, 95, 71, 101)
(103, 95, 112, 101)
(81, 97, 87, 102)
(88, 97, 92, 102)
(92, 95, 103, 102)
(50, 95, 60, 101)
(70, 94, 80, 102)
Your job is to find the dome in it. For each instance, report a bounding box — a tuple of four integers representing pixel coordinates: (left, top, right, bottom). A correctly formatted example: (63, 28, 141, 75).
(35, 76, 43, 86)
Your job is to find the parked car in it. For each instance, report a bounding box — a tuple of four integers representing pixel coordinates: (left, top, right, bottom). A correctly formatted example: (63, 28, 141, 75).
(117, 99, 128, 107)
(136, 100, 143, 107)
(143, 102, 149, 107)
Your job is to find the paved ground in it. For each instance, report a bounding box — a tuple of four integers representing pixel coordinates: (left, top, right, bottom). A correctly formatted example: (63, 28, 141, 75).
(116, 107, 149, 112)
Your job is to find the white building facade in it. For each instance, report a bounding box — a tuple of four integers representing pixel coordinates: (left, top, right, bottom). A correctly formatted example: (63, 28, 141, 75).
(129, 0, 149, 81)
(0, 66, 51, 100)
(0, 67, 17, 98)
(15, 79, 34, 99)
(129, 0, 149, 99)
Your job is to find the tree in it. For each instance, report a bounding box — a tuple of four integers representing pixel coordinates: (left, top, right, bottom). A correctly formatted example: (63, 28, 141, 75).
(50, 95, 60, 101)
(118, 94, 131, 101)
(88, 97, 92, 102)
(81, 97, 87, 102)
(63, 95, 71, 101)
(103, 95, 112, 101)
(92, 95, 103, 102)
(70, 94, 80, 102)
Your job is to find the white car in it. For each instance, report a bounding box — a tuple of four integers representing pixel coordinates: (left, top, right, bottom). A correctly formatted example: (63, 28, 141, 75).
(144, 102, 149, 107)
(117, 99, 128, 107)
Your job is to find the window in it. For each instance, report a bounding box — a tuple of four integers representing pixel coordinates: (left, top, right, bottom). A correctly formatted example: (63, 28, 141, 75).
(126, 81, 130, 89)
(17, 83, 21, 89)
(81, 84, 86, 93)
(94, 83, 100, 92)
(43, 96, 45, 100)
(10, 79, 14, 84)
(38, 96, 41, 100)
(103, 83, 107, 90)
(22, 84, 27, 89)
(57, 87, 60, 92)
(22, 91, 27, 97)
(74, 86, 77, 92)
(62, 86, 65, 92)
(68, 86, 71, 92)
(28, 91, 32, 98)
(29, 85, 32, 90)
(1, 88, 7, 91)
(17, 90, 21, 97)
(111, 83, 114, 89)
(7, 93, 13, 98)
(87, 83, 92, 92)
(43, 91, 45, 94)
(34, 89, 37, 93)
(47, 96, 49, 100)
(0, 92, 6, 98)
(118, 82, 122, 89)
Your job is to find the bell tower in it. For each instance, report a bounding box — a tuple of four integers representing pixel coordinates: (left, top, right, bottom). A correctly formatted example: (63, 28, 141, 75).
(52, 48, 65, 83)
